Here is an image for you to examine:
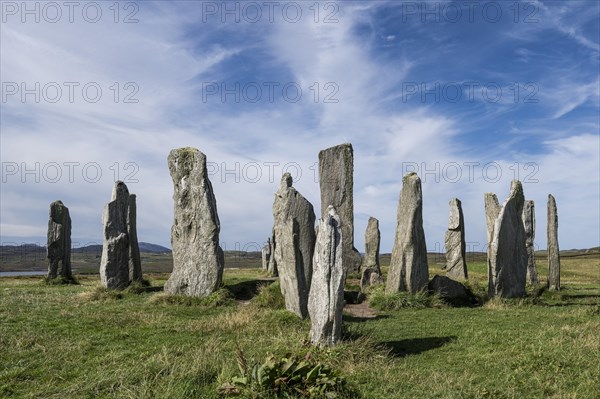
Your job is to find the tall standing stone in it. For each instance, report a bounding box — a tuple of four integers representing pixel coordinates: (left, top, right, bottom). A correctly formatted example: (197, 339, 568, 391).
(164, 148, 224, 297)
(46, 200, 73, 280)
(100, 181, 130, 289)
(484, 193, 501, 292)
(488, 181, 527, 298)
(318, 143, 362, 272)
(272, 173, 316, 318)
(547, 194, 561, 291)
(127, 194, 142, 282)
(386, 172, 429, 293)
(522, 200, 539, 285)
(444, 198, 468, 280)
(308, 206, 345, 347)
(360, 217, 383, 289)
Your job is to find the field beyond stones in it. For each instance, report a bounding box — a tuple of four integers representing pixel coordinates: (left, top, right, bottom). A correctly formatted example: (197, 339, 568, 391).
(1, 253, 599, 398)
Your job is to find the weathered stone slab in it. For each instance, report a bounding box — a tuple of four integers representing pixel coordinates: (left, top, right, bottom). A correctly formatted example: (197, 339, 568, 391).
(428, 275, 476, 306)
(308, 206, 345, 347)
(127, 194, 142, 282)
(444, 198, 468, 280)
(272, 173, 316, 319)
(267, 230, 278, 277)
(488, 181, 527, 298)
(47, 200, 72, 280)
(386, 172, 429, 293)
(164, 148, 224, 297)
(522, 200, 539, 285)
(318, 143, 362, 272)
(100, 181, 130, 289)
(360, 217, 383, 290)
(547, 194, 561, 291)
(484, 193, 501, 292)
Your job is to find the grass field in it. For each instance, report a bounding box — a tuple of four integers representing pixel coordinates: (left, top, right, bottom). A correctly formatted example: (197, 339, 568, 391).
(1, 253, 599, 398)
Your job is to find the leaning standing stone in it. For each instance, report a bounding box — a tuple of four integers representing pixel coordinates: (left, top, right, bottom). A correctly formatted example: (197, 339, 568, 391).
(444, 198, 468, 280)
(164, 148, 224, 297)
(318, 143, 362, 272)
(272, 173, 316, 319)
(360, 217, 383, 290)
(522, 200, 539, 285)
(47, 200, 73, 280)
(308, 206, 345, 347)
(547, 194, 561, 291)
(386, 172, 429, 293)
(100, 181, 131, 289)
(488, 181, 528, 298)
(127, 194, 142, 282)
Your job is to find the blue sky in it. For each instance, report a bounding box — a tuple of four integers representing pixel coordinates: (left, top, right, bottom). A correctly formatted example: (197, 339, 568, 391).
(1, 0, 599, 254)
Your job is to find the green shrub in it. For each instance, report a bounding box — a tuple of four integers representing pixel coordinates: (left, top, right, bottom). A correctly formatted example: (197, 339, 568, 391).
(368, 286, 446, 310)
(218, 349, 350, 398)
(252, 281, 285, 309)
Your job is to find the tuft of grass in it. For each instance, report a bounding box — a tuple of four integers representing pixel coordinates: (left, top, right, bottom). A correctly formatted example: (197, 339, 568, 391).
(368, 286, 446, 310)
(251, 281, 285, 309)
(77, 286, 123, 301)
(42, 276, 79, 286)
(125, 278, 152, 294)
(149, 288, 235, 307)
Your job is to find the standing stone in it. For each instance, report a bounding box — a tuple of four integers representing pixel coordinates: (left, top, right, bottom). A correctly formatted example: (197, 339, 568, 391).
(261, 237, 272, 271)
(444, 198, 468, 280)
(267, 230, 278, 277)
(100, 181, 130, 289)
(488, 181, 528, 298)
(127, 194, 142, 282)
(46, 200, 73, 280)
(318, 143, 362, 272)
(484, 193, 501, 292)
(308, 206, 345, 347)
(547, 194, 561, 291)
(386, 172, 429, 293)
(360, 217, 383, 290)
(164, 148, 224, 297)
(522, 200, 539, 285)
(272, 173, 316, 318)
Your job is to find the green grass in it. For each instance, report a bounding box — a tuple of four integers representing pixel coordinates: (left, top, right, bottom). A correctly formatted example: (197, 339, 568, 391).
(1, 254, 599, 398)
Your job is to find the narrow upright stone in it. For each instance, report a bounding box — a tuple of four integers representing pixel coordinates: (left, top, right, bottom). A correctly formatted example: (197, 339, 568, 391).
(127, 194, 142, 282)
(522, 200, 539, 285)
(164, 148, 224, 297)
(488, 181, 528, 298)
(318, 143, 362, 272)
(386, 173, 429, 293)
(484, 193, 501, 291)
(272, 173, 316, 318)
(444, 198, 468, 280)
(267, 230, 278, 277)
(547, 194, 561, 291)
(360, 217, 383, 290)
(308, 206, 345, 347)
(46, 200, 72, 280)
(100, 181, 130, 289)
(261, 237, 271, 271)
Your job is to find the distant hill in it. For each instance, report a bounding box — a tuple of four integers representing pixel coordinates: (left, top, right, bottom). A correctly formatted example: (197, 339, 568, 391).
(138, 242, 171, 254)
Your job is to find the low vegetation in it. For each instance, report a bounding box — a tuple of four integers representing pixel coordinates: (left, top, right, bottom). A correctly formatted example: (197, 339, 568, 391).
(1, 253, 599, 398)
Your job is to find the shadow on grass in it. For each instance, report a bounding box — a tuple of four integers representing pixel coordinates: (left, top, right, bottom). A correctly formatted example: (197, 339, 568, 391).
(226, 279, 275, 300)
(380, 336, 457, 358)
